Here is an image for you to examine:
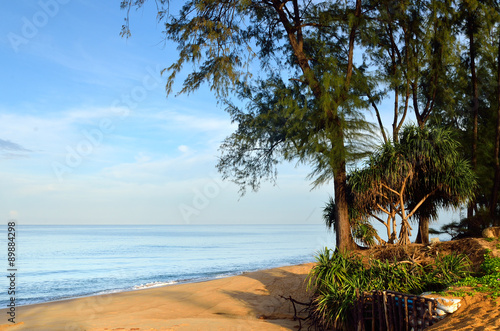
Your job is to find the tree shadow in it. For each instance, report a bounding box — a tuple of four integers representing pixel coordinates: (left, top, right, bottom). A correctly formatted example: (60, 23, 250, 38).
(220, 263, 315, 329)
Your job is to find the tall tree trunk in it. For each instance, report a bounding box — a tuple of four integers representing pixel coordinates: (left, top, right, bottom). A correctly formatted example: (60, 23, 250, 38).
(334, 164, 357, 252)
(332, 0, 361, 251)
(491, 32, 500, 225)
(468, 21, 479, 219)
(415, 216, 430, 244)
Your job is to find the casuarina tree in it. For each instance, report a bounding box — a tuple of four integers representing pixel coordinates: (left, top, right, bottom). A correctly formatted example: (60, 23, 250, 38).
(121, 0, 377, 251)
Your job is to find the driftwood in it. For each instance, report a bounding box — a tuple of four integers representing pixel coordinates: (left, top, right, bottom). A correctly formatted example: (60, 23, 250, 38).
(280, 295, 317, 331)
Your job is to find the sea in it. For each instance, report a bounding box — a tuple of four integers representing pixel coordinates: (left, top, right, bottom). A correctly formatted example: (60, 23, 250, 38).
(1, 224, 334, 307)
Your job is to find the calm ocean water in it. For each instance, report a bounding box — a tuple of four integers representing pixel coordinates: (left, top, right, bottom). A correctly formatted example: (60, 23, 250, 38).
(1, 224, 334, 307)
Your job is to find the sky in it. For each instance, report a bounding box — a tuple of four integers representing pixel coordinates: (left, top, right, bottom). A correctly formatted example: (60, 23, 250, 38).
(0, 1, 332, 225)
(0, 1, 462, 231)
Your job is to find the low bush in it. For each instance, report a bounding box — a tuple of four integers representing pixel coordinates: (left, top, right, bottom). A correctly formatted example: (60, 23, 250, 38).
(307, 248, 472, 330)
(449, 250, 500, 298)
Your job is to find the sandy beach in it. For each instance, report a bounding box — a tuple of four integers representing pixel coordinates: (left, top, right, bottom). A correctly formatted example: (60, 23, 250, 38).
(0, 263, 315, 331)
(426, 294, 500, 331)
(2, 238, 500, 331)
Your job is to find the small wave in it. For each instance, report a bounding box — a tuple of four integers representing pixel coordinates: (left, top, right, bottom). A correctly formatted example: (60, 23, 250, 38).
(132, 281, 177, 290)
(214, 271, 242, 279)
(94, 288, 124, 296)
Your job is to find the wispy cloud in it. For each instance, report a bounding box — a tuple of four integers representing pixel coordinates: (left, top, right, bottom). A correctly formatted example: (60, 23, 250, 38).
(101, 152, 216, 183)
(0, 138, 32, 159)
(144, 110, 234, 132)
(0, 138, 31, 152)
(26, 36, 161, 91)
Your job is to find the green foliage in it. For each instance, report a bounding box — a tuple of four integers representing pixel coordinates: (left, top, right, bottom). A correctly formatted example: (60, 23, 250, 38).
(427, 0, 500, 220)
(120, 0, 500, 248)
(349, 125, 477, 244)
(427, 253, 472, 287)
(451, 251, 500, 299)
(366, 259, 428, 294)
(122, 0, 377, 192)
(308, 249, 366, 330)
(481, 250, 500, 275)
(308, 248, 472, 329)
(323, 196, 381, 247)
(120, 0, 379, 251)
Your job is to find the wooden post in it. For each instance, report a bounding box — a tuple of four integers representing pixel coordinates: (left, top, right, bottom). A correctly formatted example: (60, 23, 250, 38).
(383, 291, 391, 331)
(389, 293, 397, 331)
(412, 296, 417, 330)
(378, 291, 384, 330)
(355, 289, 363, 331)
(404, 296, 409, 331)
(396, 294, 402, 331)
(371, 292, 375, 331)
(360, 291, 366, 331)
(419, 298, 425, 331)
(366, 291, 439, 331)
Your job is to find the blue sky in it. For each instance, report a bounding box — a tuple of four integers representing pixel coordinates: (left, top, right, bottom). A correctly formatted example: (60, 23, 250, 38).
(0, 1, 462, 232)
(0, 1, 336, 225)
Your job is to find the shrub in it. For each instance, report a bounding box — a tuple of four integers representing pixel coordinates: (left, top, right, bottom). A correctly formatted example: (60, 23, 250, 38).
(451, 251, 500, 298)
(308, 249, 472, 330)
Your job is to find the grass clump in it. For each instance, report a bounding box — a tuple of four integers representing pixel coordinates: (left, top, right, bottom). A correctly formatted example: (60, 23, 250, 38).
(308, 248, 472, 330)
(450, 250, 500, 298)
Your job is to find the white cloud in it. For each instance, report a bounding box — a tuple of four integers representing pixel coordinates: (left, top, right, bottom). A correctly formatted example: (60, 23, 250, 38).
(64, 107, 126, 122)
(27, 39, 141, 86)
(147, 110, 236, 133)
(134, 152, 151, 163)
(0, 106, 127, 152)
(0, 113, 69, 155)
(178, 145, 190, 153)
(0, 138, 32, 159)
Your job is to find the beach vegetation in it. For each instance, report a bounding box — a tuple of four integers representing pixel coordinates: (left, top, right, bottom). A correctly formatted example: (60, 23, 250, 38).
(323, 196, 382, 248)
(446, 251, 500, 299)
(307, 248, 475, 330)
(307, 244, 500, 330)
(426, 0, 500, 227)
(327, 125, 476, 246)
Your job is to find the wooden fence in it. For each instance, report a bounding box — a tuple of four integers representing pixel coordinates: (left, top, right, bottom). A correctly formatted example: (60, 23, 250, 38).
(353, 290, 438, 331)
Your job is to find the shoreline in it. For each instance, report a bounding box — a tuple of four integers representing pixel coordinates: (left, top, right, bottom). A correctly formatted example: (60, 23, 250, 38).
(0, 262, 315, 330)
(7, 261, 315, 309)
(6, 224, 330, 313)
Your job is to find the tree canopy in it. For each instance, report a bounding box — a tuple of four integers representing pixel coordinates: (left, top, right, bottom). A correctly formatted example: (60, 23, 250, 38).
(121, 0, 379, 250)
(122, 0, 500, 247)
(349, 125, 477, 245)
